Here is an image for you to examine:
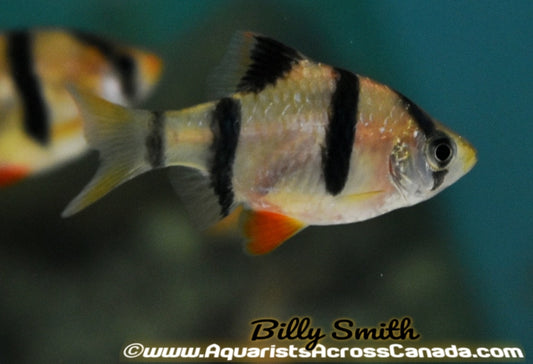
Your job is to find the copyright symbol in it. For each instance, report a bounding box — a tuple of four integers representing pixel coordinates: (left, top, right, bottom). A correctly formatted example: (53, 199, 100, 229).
(123, 343, 144, 358)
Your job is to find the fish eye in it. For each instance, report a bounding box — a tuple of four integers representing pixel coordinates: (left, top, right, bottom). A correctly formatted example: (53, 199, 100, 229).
(427, 137, 455, 169)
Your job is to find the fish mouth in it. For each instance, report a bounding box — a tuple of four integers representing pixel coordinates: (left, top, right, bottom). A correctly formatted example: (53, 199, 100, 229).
(457, 136, 477, 173)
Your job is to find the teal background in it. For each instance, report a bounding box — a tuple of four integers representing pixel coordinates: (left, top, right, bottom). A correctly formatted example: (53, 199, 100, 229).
(0, 0, 531, 362)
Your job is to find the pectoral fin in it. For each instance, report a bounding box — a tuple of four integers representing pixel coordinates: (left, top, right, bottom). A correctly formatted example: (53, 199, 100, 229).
(241, 209, 306, 255)
(340, 190, 384, 204)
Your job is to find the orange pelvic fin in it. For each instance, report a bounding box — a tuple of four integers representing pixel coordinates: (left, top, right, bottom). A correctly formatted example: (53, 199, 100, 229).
(242, 209, 306, 255)
(0, 165, 30, 187)
(207, 205, 243, 237)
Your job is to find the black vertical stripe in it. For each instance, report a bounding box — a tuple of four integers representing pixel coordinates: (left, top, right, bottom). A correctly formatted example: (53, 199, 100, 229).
(209, 97, 241, 217)
(322, 68, 360, 195)
(7, 31, 49, 144)
(397, 93, 436, 138)
(145, 111, 165, 168)
(397, 93, 448, 190)
(72, 31, 137, 101)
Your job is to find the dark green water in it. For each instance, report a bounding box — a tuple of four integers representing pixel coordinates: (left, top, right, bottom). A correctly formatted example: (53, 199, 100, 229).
(0, 1, 530, 362)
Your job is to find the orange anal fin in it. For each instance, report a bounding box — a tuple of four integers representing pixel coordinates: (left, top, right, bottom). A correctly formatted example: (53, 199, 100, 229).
(0, 165, 31, 187)
(242, 210, 306, 255)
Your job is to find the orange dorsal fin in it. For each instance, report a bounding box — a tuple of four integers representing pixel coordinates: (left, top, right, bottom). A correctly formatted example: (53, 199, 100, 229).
(0, 165, 30, 187)
(242, 210, 306, 255)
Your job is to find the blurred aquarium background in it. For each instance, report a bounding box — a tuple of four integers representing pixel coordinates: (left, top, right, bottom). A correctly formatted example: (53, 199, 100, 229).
(0, 0, 531, 362)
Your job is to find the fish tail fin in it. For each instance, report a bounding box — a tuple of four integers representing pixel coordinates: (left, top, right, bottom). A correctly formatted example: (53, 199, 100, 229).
(62, 87, 155, 217)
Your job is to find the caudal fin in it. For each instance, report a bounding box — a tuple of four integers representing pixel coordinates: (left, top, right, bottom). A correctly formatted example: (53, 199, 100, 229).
(62, 87, 154, 217)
